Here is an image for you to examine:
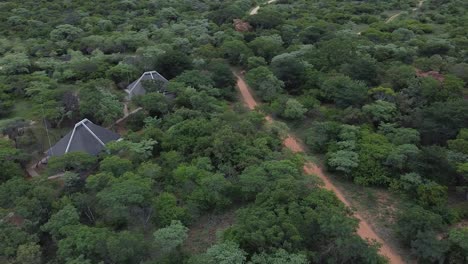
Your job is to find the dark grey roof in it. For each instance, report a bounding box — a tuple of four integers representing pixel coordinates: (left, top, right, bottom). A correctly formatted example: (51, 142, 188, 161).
(46, 119, 120, 157)
(125, 71, 169, 98)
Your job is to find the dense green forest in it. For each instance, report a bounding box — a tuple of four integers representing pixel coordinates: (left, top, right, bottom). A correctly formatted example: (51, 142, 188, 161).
(0, 0, 467, 263)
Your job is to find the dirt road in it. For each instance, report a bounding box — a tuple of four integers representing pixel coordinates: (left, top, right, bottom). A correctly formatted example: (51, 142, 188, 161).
(386, 12, 402, 23)
(413, 0, 425, 11)
(234, 72, 405, 264)
(249, 0, 277, 15)
(386, 0, 425, 23)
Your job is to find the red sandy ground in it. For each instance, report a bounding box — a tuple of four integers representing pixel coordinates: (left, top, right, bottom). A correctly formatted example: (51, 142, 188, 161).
(234, 72, 405, 264)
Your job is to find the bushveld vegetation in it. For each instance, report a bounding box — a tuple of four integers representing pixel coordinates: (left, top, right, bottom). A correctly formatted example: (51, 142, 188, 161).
(0, 0, 466, 263)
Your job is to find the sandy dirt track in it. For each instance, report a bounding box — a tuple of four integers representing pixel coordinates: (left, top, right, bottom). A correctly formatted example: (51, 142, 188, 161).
(386, 0, 425, 23)
(234, 72, 405, 264)
(249, 0, 277, 15)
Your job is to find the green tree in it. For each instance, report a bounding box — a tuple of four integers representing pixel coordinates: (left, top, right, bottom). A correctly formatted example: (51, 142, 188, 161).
(443, 74, 465, 99)
(385, 144, 419, 171)
(106, 63, 139, 84)
(153, 192, 188, 226)
(227, 179, 383, 262)
(239, 166, 268, 201)
(321, 75, 368, 108)
(50, 24, 84, 41)
(0, 222, 38, 258)
(448, 128, 468, 155)
(341, 55, 378, 85)
(221, 40, 252, 65)
(203, 241, 247, 264)
(246, 66, 284, 102)
(106, 139, 157, 163)
(416, 100, 468, 144)
(420, 77, 444, 103)
(41, 204, 80, 240)
(174, 70, 215, 90)
(106, 231, 147, 264)
(362, 100, 397, 124)
(281, 99, 307, 119)
(352, 131, 393, 186)
(96, 173, 152, 226)
(79, 83, 122, 126)
(416, 182, 448, 208)
(328, 150, 359, 175)
(189, 172, 232, 210)
(0, 138, 24, 183)
(14, 243, 42, 264)
(249, 249, 308, 264)
(99, 156, 133, 177)
(446, 227, 468, 263)
(270, 53, 307, 92)
(47, 152, 97, 175)
(396, 206, 445, 245)
(378, 124, 420, 145)
(64, 255, 92, 264)
(207, 60, 237, 91)
(134, 92, 170, 117)
(155, 50, 192, 79)
(57, 225, 111, 262)
(63, 172, 83, 193)
(247, 56, 267, 69)
(385, 65, 416, 90)
(312, 36, 358, 70)
(410, 231, 449, 263)
(153, 220, 188, 254)
(305, 121, 340, 153)
(249, 35, 284, 61)
(0, 53, 30, 74)
(137, 162, 162, 181)
(247, 8, 284, 29)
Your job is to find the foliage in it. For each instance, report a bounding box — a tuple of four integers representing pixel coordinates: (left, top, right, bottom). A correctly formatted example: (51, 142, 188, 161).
(320, 75, 368, 108)
(0, 138, 24, 183)
(192, 241, 247, 264)
(0, 53, 30, 74)
(99, 156, 133, 177)
(96, 173, 152, 226)
(362, 100, 397, 124)
(153, 220, 188, 254)
(153, 192, 189, 226)
(245, 66, 284, 102)
(281, 99, 307, 120)
(226, 179, 385, 263)
(134, 92, 170, 117)
(249, 249, 308, 264)
(79, 82, 122, 126)
(328, 150, 359, 175)
(41, 204, 80, 240)
(396, 206, 445, 246)
(0, 222, 38, 258)
(0, 0, 465, 262)
(47, 152, 97, 174)
(249, 35, 284, 62)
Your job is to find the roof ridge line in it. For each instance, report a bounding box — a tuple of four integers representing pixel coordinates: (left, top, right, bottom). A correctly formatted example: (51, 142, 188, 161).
(64, 119, 106, 154)
(64, 119, 90, 153)
(128, 72, 146, 93)
(128, 71, 168, 94)
(82, 122, 106, 147)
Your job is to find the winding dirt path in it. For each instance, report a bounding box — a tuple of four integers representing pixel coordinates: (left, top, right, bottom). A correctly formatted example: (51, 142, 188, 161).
(413, 0, 425, 11)
(386, 0, 425, 23)
(249, 0, 277, 15)
(386, 12, 402, 23)
(234, 72, 405, 264)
